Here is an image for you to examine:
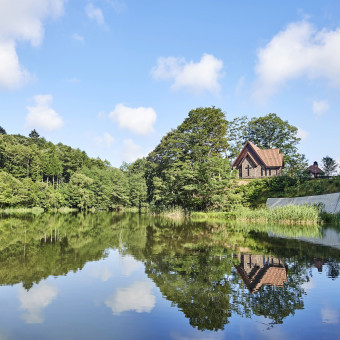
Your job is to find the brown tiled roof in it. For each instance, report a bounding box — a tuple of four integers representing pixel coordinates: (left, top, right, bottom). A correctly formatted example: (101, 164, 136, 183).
(233, 141, 284, 168)
(308, 164, 323, 174)
(257, 149, 284, 167)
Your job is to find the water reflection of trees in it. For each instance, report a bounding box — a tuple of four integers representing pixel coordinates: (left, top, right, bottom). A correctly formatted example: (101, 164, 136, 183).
(0, 213, 339, 329)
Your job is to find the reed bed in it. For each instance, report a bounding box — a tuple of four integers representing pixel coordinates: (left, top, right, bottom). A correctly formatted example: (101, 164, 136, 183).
(191, 204, 322, 225)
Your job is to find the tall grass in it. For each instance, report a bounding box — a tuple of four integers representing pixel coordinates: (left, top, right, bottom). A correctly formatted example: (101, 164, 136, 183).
(191, 204, 322, 225)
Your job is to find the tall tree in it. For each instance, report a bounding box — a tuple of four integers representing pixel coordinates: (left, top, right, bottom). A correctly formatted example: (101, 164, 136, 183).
(243, 113, 307, 174)
(226, 116, 248, 161)
(0, 126, 6, 135)
(146, 107, 238, 211)
(29, 129, 40, 138)
(322, 156, 338, 176)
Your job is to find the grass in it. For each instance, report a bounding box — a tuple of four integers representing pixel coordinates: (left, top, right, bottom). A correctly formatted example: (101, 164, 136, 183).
(191, 204, 323, 225)
(0, 207, 45, 215)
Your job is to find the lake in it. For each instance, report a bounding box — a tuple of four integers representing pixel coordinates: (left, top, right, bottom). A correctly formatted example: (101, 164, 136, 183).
(0, 213, 339, 339)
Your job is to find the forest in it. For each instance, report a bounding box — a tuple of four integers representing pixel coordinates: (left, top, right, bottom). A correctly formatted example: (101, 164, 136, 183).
(0, 107, 314, 212)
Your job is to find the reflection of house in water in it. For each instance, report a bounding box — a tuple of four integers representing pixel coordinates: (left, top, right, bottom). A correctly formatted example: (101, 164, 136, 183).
(313, 258, 325, 272)
(235, 254, 287, 293)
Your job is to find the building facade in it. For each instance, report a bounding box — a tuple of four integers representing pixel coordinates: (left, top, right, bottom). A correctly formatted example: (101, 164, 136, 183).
(232, 141, 284, 179)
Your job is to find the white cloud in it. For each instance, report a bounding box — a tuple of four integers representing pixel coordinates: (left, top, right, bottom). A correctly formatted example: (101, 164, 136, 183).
(253, 21, 340, 102)
(0, 0, 65, 90)
(18, 283, 58, 324)
(122, 139, 145, 162)
(85, 3, 104, 25)
(109, 103, 157, 135)
(152, 53, 224, 95)
(93, 132, 115, 148)
(321, 307, 339, 324)
(72, 33, 84, 42)
(313, 100, 329, 116)
(105, 281, 155, 315)
(26, 94, 63, 131)
(297, 126, 308, 141)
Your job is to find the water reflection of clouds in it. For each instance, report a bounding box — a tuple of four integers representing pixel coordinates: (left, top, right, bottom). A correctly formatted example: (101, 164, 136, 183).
(18, 283, 57, 324)
(321, 307, 339, 324)
(120, 255, 141, 276)
(90, 265, 113, 282)
(105, 281, 155, 315)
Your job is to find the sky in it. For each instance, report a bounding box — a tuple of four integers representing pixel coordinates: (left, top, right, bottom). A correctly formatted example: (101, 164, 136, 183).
(0, 0, 340, 167)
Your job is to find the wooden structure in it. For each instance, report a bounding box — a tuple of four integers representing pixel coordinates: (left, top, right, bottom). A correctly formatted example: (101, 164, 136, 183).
(232, 141, 284, 179)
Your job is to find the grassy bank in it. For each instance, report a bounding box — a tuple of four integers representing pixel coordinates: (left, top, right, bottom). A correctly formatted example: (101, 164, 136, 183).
(242, 176, 340, 207)
(0, 207, 78, 215)
(191, 205, 326, 225)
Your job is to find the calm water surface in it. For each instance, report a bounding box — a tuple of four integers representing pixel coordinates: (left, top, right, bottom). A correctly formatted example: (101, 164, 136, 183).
(0, 213, 339, 339)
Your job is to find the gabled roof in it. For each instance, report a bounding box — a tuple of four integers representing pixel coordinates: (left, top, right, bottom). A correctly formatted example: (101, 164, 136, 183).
(235, 264, 287, 294)
(308, 164, 323, 174)
(232, 141, 284, 168)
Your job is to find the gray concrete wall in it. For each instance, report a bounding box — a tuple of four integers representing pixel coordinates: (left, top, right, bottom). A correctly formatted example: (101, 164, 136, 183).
(266, 192, 340, 214)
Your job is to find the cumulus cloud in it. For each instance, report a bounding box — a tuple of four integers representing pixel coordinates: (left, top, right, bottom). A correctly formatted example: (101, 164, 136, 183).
(122, 139, 145, 162)
(26, 94, 63, 131)
(152, 54, 224, 95)
(297, 126, 308, 141)
(0, 0, 65, 90)
(253, 21, 340, 102)
(93, 132, 115, 148)
(109, 104, 157, 135)
(85, 3, 105, 25)
(18, 283, 58, 324)
(105, 281, 155, 315)
(313, 100, 329, 116)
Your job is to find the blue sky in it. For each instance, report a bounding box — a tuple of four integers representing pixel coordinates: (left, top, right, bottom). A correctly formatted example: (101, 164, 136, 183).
(1, 0, 340, 168)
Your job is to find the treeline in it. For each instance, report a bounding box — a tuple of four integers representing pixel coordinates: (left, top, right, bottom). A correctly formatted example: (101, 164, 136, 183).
(0, 107, 308, 211)
(0, 130, 135, 210)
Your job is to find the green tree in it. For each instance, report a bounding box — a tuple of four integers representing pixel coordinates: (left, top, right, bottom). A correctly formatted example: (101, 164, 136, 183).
(0, 126, 6, 135)
(146, 107, 237, 211)
(322, 156, 338, 176)
(226, 116, 248, 161)
(29, 129, 40, 138)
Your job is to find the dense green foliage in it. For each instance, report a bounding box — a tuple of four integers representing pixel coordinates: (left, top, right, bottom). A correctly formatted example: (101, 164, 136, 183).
(0, 133, 134, 210)
(146, 107, 240, 211)
(0, 108, 312, 212)
(239, 175, 340, 207)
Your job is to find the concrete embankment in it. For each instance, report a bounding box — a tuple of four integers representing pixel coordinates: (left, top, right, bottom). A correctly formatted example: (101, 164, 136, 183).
(266, 192, 340, 214)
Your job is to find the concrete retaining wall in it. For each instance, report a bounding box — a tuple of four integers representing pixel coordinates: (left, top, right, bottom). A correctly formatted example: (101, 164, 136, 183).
(266, 192, 340, 214)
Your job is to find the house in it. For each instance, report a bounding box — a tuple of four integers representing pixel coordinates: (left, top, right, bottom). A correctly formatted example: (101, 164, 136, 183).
(232, 141, 284, 179)
(307, 161, 324, 178)
(234, 254, 287, 294)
